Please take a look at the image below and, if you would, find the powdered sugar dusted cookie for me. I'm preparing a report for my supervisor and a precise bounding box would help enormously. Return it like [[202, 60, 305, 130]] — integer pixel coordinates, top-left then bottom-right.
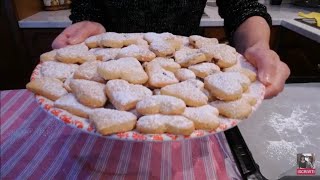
[[189, 35, 219, 48], [100, 32, 126, 48], [174, 48, 207, 67], [182, 105, 220, 130], [54, 93, 93, 118], [136, 95, 186, 115], [90, 48, 120, 61], [160, 79, 208, 107], [200, 44, 237, 68], [210, 97, 253, 119], [204, 72, 251, 101], [69, 79, 107, 108], [41, 61, 78, 81], [40, 49, 57, 62], [98, 57, 148, 84], [63, 76, 73, 92], [149, 40, 176, 57], [136, 114, 195, 135], [224, 67, 257, 82], [56, 44, 96, 64], [117, 44, 156, 62], [26, 77, 68, 101], [123, 33, 144, 46], [73, 61, 105, 83], [89, 108, 137, 135], [85, 34, 103, 48], [188, 62, 220, 78], [105, 79, 152, 111], [174, 68, 196, 81], [146, 57, 180, 88]]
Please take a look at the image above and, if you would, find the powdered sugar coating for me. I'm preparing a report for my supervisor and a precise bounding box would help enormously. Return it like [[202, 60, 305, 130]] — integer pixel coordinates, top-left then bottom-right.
[[188, 62, 220, 78], [56, 44, 96, 64], [182, 105, 220, 130], [174, 48, 207, 67], [117, 44, 156, 62], [41, 61, 79, 81], [91, 48, 120, 61], [98, 57, 148, 84], [204, 72, 251, 101], [40, 49, 57, 62], [160, 79, 208, 107], [89, 108, 137, 135], [210, 97, 252, 119], [189, 35, 219, 48], [73, 61, 105, 83], [174, 68, 196, 81], [54, 93, 93, 118], [105, 79, 152, 111], [70, 79, 107, 108], [146, 57, 181, 88], [137, 114, 194, 135], [100, 32, 126, 48], [85, 34, 104, 48], [200, 44, 237, 68], [136, 95, 186, 115], [26, 77, 68, 101]]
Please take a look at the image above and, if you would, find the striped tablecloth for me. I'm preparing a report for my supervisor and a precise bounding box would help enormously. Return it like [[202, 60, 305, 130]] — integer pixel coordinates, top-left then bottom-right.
[[0, 90, 241, 180]]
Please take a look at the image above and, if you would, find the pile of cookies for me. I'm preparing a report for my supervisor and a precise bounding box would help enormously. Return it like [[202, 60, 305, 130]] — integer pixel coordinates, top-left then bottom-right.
[[27, 32, 259, 136]]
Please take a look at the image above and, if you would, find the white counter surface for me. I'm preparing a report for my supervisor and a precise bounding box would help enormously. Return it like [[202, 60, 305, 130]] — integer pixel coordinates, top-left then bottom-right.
[[18, 4, 320, 42]]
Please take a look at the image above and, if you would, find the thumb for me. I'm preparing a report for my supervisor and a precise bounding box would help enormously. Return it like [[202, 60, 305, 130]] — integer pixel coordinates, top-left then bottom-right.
[[245, 48, 274, 85]]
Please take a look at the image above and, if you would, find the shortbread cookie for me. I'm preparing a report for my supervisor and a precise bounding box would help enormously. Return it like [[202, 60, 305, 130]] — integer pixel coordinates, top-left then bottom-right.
[[41, 61, 79, 81], [144, 32, 175, 43], [105, 79, 153, 111], [117, 44, 156, 62], [69, 79, 107, 108], [98, 57, 148, 84], [73, 61, 105, 83], [202, 88, 215, 102], [188, 63, 220, 78], [89, 108, 137, 135], [54, 93, 93, 118], [210, 97, 253, 119], [160, 79, 208, 107], [136, 95, 186, 115], [123, 33, 144, 46], [90, 48, 120, 61], [182, 105, 220, 130], [26, 77, 68, 101], [100, 32, 125, 48], [223, 65, 257, 82], [85, 34, 103, 48], [136, 114, 195, 135], [63, 76, 73, 92], [56, 44, 96, 64], [145, 57, 180, 88], [200, 44, 237, 68], [174, 68, 196, 81], [242, 93, 258, 106], [149, 40, 176, 57], [204, 72, 251, 101], [174, 48, 207, 67], [189, 35, 218, 48], [153, 89, 161, 95], [40, 49, 57, 62]]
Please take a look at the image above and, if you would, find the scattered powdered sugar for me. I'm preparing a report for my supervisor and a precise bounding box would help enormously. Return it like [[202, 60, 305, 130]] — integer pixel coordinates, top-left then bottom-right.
[[266, 140, 298, 165], [174, 68, 196, 81], [269, 106, 316, 135]]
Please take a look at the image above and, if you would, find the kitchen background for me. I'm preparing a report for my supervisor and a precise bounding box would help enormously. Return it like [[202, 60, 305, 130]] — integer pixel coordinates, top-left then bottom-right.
[[1, 0, 319, 179]]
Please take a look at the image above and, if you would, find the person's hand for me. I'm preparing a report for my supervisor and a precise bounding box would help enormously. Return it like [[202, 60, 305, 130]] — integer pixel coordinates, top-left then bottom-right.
[[52, 21, 106, 49], [244, 45, 290, 99]]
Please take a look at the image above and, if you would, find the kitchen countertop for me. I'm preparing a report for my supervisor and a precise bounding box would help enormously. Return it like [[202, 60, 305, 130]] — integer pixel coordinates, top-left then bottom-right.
[[18, 4, 320, 42], [238, 83, 320, 179]]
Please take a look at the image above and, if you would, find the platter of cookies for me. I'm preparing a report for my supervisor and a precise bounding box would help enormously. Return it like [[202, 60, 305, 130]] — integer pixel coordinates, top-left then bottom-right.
[[27, 32, 265, 141]]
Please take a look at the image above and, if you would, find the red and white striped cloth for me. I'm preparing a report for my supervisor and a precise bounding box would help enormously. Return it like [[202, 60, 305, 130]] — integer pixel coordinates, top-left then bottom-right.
[[0, 90, 241, 180]]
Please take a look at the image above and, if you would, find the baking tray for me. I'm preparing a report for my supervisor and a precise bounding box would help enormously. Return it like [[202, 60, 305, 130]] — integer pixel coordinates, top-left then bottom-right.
[[224, 126, 267, 180]]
